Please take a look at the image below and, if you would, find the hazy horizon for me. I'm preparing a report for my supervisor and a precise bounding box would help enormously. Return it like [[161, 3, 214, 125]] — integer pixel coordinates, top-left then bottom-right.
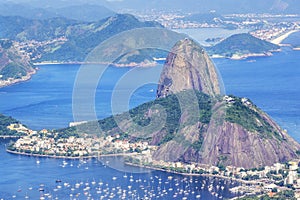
[[0, 0, 300, 14]]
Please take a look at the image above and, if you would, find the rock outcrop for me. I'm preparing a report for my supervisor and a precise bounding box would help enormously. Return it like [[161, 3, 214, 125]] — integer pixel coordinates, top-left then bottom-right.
[[152, 94, 300, 169], [157, 38, 223, 98]]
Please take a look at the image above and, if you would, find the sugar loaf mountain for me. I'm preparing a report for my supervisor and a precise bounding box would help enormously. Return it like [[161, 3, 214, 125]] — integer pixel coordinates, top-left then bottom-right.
[[66, 38, 300, 169]]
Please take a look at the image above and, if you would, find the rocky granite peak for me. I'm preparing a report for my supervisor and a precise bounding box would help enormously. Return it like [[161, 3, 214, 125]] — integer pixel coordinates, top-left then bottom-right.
[[157, 38, 222, 98]]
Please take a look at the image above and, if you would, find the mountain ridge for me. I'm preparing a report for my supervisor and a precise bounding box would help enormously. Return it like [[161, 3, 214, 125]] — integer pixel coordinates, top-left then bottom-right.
[[0, 14, 168, 63]]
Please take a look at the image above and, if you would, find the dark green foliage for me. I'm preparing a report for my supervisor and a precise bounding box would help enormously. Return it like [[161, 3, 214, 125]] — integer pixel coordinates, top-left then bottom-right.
[[225, 96, 280, 139], [29, 14, 162, 62], [0, 63, 27, 80], [0, 16, 78, 41], [0, 114, 21, 136], [98, 116, 119, 132], [238, 190, 296, 200], [55, 126, 79, 139], [128, 90, 212, 145], [0, 38, 33, 81], [207, 33, 280, 56]]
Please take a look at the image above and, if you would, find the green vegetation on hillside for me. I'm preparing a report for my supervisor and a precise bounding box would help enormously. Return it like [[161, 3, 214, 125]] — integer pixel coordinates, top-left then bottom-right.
[[225, 96, 281, 139], [238, 190, 296, 200], [0, 39, 33, 81], [58, 90, 213, 145], [1, 63, 27, 80], [58, 90, 284, 147], [207, 33, 280, 57], [0, 114, 20, 136], [0, 14, 165, 63]]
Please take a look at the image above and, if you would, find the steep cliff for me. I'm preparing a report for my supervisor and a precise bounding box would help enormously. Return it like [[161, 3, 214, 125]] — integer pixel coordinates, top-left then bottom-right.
[[157, 38, 223, 98]]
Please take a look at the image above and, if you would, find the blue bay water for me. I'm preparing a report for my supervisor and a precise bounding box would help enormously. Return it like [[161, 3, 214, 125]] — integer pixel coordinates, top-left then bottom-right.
[[0, 47, 299, 199], [0, 138, 237, 199]]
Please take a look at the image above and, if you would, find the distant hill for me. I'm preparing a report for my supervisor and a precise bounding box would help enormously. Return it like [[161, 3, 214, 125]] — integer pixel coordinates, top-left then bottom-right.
[[39, 14, 165, 63], [0, 39, 35, 87], [0, 2, 115, 22], [206, 33, 280, 59], [0, 3, 55, 20], [0, 14, 177, 63], [0, 16, 78, 41], [55, 4, 115, 22]]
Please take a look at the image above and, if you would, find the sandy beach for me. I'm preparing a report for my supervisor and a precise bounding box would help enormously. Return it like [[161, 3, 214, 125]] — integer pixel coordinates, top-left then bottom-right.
[[271, 30, 300, 45]]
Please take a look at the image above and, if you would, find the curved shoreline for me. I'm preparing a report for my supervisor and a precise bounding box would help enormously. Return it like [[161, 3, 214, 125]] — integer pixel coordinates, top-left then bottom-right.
[[6, 149, 96, 160], [124, 162, 263, 185], [33, 61, 158, 68], [0, 70, 37, 88], [6, 149, 139, 160], [271, 30, 300, 45]]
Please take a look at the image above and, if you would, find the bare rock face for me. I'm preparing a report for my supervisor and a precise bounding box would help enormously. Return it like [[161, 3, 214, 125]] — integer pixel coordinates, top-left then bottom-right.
[[157, 38, 222, 98], [152, 97, 300, 169], [197, 103, 300, 169]]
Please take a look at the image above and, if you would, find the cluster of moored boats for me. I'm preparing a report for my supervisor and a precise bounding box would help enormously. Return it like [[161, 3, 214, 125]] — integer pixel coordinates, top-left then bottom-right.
[[9, 160, 240, 199]]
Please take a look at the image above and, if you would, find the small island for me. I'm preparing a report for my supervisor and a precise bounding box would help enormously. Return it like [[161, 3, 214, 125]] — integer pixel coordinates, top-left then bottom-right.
[[206, 33, 281, 60]]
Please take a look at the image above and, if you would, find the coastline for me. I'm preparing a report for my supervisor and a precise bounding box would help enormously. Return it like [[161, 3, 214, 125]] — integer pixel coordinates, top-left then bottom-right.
[[6, 149, 96, 160], [124, 162, 261, 185], [210, 50, 279, 60], [0, 59, 159, 89], [271, 29, 300, 45], [33, 61, 158, 68], [6, 149, 139, 160], [5, 146, 265, 186], [0, 69, 37, 88]]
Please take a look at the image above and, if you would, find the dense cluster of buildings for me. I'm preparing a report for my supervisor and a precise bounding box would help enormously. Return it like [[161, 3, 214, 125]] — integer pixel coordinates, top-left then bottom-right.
[[129, 155, 300, 198], [8, 128, 153, 158], [13, 37, 67, 61]]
